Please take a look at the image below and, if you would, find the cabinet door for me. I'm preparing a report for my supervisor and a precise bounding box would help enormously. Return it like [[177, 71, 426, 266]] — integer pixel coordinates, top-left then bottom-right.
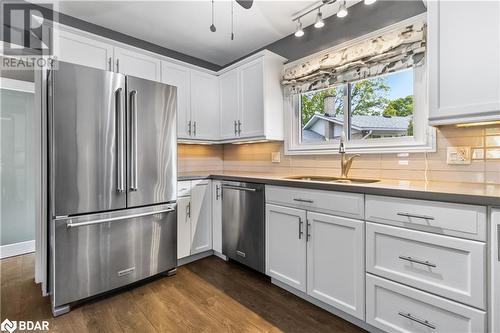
[[306, 212, 365, 320], [219, 69, 240, 140], [266, 204, 307, 292], [55, 29, 113, 71], [211, 180, 222, 254], [190, 180, 212, 254], [161, 61, 191, 139], [177, 196, 191, 259], [114, 46, 161, 81], [190, 70, 220, 140], [428, 1, 500, 125], [239, 59, 264, 138]]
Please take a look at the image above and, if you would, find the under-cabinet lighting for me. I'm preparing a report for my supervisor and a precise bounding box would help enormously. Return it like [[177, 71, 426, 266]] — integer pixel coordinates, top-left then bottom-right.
[[455, 120, 500, 128]]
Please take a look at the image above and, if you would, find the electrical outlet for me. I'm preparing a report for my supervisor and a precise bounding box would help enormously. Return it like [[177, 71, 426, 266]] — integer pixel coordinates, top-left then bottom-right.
[[447, 146, 471, 165], [271, 152, 281, 163]]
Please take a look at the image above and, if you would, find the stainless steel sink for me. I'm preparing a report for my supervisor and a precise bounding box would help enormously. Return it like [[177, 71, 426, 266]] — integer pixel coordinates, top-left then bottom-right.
[[284, 175, 380, 184]]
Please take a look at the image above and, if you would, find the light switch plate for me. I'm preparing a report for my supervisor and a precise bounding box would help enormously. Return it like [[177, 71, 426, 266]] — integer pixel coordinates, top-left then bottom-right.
[[447, 146, 471, 165], [271, 152, 281, 163]]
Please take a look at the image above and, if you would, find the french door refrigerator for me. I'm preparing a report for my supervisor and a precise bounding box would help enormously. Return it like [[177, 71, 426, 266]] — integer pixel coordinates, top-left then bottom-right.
[[47, 61, 177, 316]]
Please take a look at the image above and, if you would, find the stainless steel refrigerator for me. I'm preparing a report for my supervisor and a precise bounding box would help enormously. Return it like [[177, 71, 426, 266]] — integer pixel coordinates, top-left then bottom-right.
[[47, 61, 177, 316]]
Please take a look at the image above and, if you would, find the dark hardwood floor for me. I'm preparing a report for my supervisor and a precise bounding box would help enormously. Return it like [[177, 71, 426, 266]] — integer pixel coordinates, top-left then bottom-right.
[[1, 254, 365, 332]]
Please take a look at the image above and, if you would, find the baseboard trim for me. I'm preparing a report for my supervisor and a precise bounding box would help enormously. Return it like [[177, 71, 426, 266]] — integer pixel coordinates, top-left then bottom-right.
[[0, 240, 35, 259], [271, 278, 383, 333], [213, 251, 228, 261], [177, 250, 213, 266]]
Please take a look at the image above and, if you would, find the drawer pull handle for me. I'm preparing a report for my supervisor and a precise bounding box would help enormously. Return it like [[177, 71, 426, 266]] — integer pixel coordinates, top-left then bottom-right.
[[293, 198, 314, 203], [398, 312, 436, 330], [397, 212, 435, 220], [398, 255, 437, 268]]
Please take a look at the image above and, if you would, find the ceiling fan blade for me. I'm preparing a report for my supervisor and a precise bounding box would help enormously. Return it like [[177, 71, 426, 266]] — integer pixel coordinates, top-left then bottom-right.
[[236, 0, 253, 9]]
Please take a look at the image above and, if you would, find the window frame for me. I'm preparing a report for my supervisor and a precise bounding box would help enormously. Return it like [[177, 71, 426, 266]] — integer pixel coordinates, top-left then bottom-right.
[[283, 14, 436, 155]]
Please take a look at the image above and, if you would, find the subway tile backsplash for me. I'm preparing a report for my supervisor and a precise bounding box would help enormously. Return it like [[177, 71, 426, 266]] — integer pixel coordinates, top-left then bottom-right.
[[178, 125, 500, 184]]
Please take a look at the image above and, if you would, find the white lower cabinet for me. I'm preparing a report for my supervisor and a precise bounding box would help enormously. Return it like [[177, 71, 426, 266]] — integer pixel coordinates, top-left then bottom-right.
[[266, 204, 307, 292], [177, 180, 212, 259], [177, 196, 191, 259], [190, 180, 212, 254], [307, 212, 365, 319], [266, 203, 365, 320], [211, 180, 222, 254], [366, 274, 486, 333]]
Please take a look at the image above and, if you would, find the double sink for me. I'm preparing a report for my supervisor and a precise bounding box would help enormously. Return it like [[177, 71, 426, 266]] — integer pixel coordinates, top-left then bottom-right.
[[284, 175, 380, 184]]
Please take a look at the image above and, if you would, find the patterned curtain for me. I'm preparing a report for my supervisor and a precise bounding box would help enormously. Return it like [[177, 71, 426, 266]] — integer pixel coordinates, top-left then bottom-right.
[[282, 21, 426, 94]]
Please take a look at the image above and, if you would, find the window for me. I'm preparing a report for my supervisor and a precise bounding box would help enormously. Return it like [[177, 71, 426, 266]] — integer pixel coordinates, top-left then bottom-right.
[[286, 65, 435, 154], [300, 70, 414, 143]]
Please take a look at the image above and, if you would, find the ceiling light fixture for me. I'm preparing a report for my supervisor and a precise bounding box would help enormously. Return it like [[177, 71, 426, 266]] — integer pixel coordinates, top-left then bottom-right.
[[314, 9, 325, 28], [337, 1, 348, 18], [210, 0, 216, 32], [364, 0, 377, 5], [295, 18, 304, 37]]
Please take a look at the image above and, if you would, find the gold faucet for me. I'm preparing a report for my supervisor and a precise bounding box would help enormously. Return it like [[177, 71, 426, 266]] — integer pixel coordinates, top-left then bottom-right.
[[339, 135, 360, 179]]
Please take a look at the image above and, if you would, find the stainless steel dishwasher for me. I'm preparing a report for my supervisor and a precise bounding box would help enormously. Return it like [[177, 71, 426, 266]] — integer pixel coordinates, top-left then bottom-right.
[[221, 181, 265, 273]]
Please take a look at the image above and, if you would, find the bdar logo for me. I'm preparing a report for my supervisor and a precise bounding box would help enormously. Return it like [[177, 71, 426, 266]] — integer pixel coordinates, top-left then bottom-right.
[[0, 319, 17, 333]]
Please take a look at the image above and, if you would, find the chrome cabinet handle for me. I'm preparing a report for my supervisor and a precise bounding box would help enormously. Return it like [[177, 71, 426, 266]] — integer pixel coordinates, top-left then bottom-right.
[[188, 120, 192, 136], [186, 202, 191, 218], [115, 88, 125, 192], [130, 90, 138, 192], [193, 121, 197, 136], [398, 312, 436, 330], [116, 58, 120, 72], [398, 255, 437, 268], [234, 120, 238, 135], [298, 218, 304, 239], [397, 212, 435, 220], [66, 208, 174, 228], [237, 120, 241, 135], [497, 224, 499, 261], [108, 57, 112, 71], [221, 185, 257, 192], [306, 219, 311, 241], [215, 185, 221, 200], [293, 198, 314, 203]]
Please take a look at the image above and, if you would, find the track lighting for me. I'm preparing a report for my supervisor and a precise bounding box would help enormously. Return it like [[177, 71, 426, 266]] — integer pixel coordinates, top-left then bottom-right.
[[364, 0, 377, 4], [295, 19, 304, 37], [337, 1, 348, 18], [314, 9, 324, 28]]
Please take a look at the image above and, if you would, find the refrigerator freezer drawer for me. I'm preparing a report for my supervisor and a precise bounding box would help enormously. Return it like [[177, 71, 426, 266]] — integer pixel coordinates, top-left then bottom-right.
[[51, 204, 177, 307]]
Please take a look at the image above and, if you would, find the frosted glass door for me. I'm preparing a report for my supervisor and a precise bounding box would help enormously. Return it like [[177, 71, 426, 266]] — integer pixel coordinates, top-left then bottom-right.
[[0, 87, 35, 248]]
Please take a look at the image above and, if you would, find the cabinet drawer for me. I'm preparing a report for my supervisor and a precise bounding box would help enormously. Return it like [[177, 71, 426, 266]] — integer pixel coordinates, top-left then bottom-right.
[[365, 195, 486, 241], [177, 181, 192, 197], [366, 274, 486, 333], [366, 222, 485, 309], [266, 186, 364, 219]]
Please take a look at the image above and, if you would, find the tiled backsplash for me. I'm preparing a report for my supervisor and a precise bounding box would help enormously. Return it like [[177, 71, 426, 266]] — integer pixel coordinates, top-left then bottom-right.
[[179, 125, 500, 184]]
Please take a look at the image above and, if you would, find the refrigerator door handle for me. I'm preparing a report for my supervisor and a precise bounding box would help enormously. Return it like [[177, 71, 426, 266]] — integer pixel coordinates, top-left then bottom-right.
[[130, 90, 138, 192], [66, 207, 175, 228], [116, 88, 125, 192]]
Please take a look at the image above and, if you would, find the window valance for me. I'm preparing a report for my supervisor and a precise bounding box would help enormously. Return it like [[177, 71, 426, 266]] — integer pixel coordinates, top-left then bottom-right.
[[282, 21, 426, 94]]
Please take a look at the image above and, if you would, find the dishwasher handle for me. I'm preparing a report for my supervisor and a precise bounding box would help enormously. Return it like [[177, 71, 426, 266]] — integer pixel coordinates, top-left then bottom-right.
[[221, 185, 258, 192]]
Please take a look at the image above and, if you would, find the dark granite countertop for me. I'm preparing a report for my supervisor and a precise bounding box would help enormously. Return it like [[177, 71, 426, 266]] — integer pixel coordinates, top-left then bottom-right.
[[178, 172, 500, 206]]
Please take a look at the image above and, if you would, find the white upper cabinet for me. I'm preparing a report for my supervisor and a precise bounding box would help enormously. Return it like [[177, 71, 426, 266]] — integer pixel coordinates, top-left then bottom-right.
[[190, 70, 220, 141], [239, 58, 265, 138], [428, 0, 500, 125], [114, 46, 161, 81], [219, 69, 240, 140], [54, 29, 113, 71], [219, 52, 286, 141], [161, 61, 191, 139]]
